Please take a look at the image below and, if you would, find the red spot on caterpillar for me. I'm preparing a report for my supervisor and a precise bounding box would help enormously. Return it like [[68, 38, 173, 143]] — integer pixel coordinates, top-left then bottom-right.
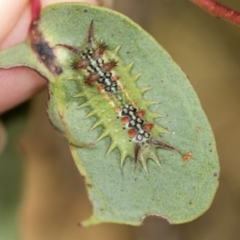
[[143, 123, 154, 132], [121, 116, 129, 124], [128, 129, 137, 138], [137, 110, 145, 118], [97, 85, 104, 91], [112, 75, 120, 81]]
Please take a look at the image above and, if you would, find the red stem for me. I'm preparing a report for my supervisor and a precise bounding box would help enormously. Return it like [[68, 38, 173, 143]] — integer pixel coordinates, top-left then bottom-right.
[[31, 0, 41, 22], [190, 0, 240, 26]]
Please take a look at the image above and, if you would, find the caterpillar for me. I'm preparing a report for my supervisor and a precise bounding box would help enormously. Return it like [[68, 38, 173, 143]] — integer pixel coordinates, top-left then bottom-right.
[[57, 21, 185, 173]]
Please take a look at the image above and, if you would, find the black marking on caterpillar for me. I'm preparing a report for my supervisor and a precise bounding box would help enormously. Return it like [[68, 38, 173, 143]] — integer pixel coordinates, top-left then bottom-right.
[[57, 21, 188, 173]]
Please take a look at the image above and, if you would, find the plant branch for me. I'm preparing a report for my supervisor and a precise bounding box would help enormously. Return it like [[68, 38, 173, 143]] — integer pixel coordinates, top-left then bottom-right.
[[31, 0, 41, 23], [190, 0, 240, 26]]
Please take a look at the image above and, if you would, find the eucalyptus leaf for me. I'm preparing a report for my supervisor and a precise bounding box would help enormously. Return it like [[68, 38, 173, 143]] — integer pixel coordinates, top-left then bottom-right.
[[0, 3, 219, 226]]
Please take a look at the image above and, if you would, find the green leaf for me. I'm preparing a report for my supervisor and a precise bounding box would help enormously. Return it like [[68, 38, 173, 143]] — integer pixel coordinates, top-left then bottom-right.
[[0, 3, 219, 226]]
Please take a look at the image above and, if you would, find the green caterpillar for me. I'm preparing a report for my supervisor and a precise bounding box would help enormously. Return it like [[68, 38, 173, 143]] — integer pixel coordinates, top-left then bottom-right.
[[57, 22, 187, 173]]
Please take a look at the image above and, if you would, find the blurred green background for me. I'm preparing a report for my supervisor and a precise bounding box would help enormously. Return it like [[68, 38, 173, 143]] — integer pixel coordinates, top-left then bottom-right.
[[1, 0, 240, 239]]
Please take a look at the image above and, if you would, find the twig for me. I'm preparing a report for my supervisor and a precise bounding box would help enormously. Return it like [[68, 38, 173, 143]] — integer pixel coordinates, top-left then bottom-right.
[[190, 0, 240, 26], [31, 0, 41, 23]]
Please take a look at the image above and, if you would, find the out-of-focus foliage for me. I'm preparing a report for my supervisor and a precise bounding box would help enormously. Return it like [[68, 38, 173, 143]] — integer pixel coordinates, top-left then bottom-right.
[[0, 104, 28, 240]]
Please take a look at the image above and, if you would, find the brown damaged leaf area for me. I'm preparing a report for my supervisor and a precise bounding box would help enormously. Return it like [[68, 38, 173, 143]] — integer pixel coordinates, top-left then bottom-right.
[[30, 21, 62, 76]]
